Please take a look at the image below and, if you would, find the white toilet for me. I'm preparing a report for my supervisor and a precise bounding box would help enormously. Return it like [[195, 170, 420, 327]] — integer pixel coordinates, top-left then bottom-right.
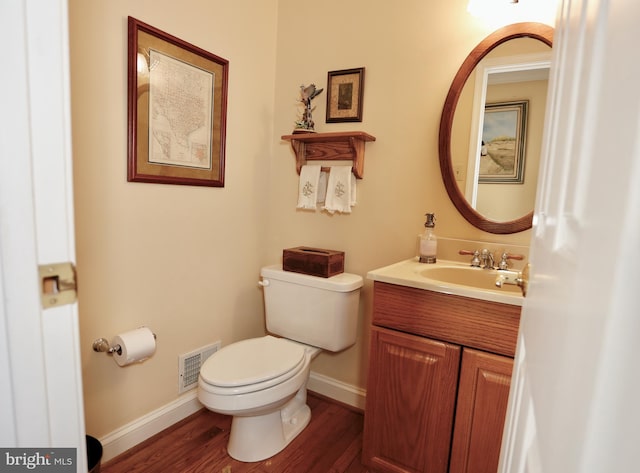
[[197, 264, 363, 462]]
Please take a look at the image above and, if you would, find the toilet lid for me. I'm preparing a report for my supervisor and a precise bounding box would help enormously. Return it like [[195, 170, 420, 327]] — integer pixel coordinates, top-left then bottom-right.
[[199, 336, 305, 389]]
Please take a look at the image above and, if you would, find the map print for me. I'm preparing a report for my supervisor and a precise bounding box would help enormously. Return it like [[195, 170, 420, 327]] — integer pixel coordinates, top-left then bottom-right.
[[148, 49, 214, 169]]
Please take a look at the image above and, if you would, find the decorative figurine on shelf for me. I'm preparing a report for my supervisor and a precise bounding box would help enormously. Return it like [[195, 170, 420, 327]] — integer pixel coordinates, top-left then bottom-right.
[[294, 83, 323, 133]]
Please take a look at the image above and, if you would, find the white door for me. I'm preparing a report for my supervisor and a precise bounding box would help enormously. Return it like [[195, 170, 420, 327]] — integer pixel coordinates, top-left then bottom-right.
[[0, 1, 87, 472], [499, 0, 640, 471]]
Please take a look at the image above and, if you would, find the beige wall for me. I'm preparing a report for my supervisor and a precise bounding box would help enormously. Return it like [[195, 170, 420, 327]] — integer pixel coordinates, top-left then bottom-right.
[[269, 0, 533, 386], [69, 0, 278, 438], [452, 37, 551, 221], [479, 78, 548, 220], [69, 0, 541, 440]]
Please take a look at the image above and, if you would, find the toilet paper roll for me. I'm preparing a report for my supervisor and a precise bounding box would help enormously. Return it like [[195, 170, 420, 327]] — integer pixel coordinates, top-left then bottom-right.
[[112, 327, 156, 367]]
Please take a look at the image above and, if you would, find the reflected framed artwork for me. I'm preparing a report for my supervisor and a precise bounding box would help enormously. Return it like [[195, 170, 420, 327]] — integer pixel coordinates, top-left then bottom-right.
[[479, 100, 528, 184], [127, 17, 228, 187], [326, 67, 365, 123]]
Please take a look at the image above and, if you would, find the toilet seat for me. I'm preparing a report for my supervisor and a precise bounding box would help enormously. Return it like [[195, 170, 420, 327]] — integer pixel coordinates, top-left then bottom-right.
[[199, 336, 306, 395]]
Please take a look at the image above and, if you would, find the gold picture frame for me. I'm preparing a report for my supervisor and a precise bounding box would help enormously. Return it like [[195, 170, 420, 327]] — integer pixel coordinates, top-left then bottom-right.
[[479, 100, 528, 184], [326, 67, 365, 123], [127, 17, 228, 187]]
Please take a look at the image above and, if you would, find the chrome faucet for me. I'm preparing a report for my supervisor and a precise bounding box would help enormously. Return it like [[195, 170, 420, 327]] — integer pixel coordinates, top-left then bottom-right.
[[460, 248, 525, 270], [480, 249, 495, 269], [459, 249, 481, 267], [459, 249, 494, 268], [497, 252, 525, 270]]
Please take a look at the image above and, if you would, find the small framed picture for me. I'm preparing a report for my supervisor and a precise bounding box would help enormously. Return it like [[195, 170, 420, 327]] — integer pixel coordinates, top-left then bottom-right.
[[479, 100, 528, 183], [326, 67, 365, 123]]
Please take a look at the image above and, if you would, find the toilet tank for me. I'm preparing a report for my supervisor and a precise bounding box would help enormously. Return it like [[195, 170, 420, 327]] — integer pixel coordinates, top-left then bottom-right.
[[260, 264, 363, 352]]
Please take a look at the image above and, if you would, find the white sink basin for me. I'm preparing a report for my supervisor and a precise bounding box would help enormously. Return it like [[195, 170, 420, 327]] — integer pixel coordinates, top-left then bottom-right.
[[418, 265, 522, 294], [367, 258, 523, 306]]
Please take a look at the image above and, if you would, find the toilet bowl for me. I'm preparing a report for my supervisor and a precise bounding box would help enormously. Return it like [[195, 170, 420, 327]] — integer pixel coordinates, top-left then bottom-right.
[[198, 336, 320, 462], [197, 264, 362, 462]]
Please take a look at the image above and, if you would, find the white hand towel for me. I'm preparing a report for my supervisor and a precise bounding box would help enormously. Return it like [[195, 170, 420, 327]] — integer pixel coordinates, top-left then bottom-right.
[[317, 171, 328, 204], [297, 165, 322, 210], [323, 166, 355, 214], [350, 172, 357, 207]]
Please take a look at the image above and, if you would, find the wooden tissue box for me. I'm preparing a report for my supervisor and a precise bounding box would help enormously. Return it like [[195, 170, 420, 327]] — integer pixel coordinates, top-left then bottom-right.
[[283, 247, 345, 278]]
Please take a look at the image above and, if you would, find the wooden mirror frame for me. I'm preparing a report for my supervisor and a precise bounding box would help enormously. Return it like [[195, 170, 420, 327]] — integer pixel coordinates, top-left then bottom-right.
[[438, 22, 553, 234]]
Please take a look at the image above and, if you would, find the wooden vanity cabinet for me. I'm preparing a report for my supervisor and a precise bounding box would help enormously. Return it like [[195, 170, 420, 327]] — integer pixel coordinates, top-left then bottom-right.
[[449, 348, 513, 473], [363, 326, 461, 473], [362, 282, 521, 473]]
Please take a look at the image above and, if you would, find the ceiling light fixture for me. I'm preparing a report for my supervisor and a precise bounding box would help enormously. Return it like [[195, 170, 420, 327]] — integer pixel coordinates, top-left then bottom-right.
[[467, 0, 558, 28]]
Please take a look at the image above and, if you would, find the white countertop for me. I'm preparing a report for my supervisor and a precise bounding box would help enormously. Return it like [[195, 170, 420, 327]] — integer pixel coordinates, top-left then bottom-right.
[[367, 258, 523, 306]]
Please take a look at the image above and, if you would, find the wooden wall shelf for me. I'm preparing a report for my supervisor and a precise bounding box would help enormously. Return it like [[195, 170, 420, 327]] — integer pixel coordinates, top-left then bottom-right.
[[281, 131, 376, 179]]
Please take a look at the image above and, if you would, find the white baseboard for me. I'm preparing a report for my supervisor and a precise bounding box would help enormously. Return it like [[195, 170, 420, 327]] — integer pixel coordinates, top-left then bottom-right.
[[99, 391, 203, 463], [307, 371, 367, 411], [99, 372, 366, 462]]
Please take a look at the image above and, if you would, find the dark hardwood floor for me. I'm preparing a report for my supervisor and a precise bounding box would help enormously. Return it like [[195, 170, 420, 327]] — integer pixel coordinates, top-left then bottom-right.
[[101, 392, 369, 472]]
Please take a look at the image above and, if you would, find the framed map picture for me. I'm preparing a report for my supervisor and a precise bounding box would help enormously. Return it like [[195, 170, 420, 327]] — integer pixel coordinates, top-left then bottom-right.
[[127, 17, 228, 187]]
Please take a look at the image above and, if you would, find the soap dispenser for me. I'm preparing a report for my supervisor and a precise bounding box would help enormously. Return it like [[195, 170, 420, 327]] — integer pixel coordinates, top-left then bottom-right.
[[419, 213, 437, 264]]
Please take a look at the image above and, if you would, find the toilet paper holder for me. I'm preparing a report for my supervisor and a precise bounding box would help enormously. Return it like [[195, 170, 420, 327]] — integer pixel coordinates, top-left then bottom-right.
[[92, 333, 157, 356], [92, 338, 122, 355]]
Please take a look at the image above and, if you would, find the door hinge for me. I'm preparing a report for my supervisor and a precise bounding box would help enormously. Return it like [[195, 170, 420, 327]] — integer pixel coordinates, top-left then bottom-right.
[[38, 262, 77, 308]]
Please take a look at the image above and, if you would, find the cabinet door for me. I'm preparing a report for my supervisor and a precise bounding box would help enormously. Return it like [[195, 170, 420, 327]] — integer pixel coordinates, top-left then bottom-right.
[[363, 326, 461, 473], [449, 348, 513, 473]]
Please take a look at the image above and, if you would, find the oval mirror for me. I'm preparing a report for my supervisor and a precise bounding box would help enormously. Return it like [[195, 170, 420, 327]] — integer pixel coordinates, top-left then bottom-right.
[[439, 22, 553, 234]]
